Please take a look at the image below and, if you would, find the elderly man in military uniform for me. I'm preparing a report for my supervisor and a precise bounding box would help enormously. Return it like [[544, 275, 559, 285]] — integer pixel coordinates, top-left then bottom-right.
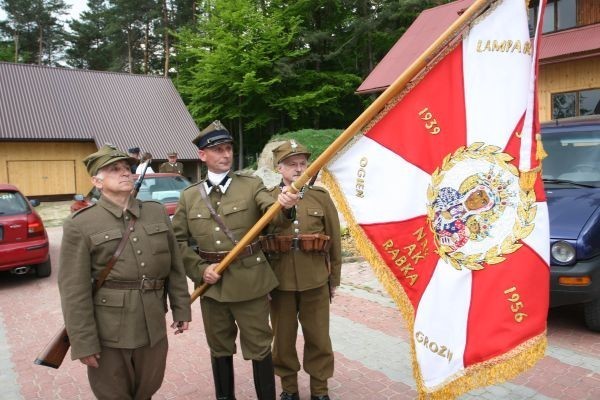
[[58, 144, 192, 400], [159, 151, 184, 175], [261, 140, 341, 400], [172, 121, 299, 400]]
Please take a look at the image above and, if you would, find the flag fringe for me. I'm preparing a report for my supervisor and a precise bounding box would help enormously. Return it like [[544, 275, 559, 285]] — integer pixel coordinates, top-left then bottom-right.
[[418, 332, 547, 399], [322, 168, 547, 399], [322, 170, 416, 325]]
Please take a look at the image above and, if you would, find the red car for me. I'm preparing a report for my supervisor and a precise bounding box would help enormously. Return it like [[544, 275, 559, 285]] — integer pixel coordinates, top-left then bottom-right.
[[71, 173, 191, 216], [0, 184, 51, 277]]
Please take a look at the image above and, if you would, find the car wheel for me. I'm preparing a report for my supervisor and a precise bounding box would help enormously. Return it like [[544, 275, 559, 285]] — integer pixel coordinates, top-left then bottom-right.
[[583, 299, 600, 332], [35, 258, 52, 278]]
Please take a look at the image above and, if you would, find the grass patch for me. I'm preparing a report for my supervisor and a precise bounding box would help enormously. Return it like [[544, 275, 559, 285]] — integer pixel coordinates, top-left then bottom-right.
[[270, 129, 342, 161]]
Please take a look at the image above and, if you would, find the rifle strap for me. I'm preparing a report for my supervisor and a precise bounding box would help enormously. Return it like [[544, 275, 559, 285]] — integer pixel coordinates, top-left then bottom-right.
[[198, 182, 238, 245], [94, 215, 137, 293]]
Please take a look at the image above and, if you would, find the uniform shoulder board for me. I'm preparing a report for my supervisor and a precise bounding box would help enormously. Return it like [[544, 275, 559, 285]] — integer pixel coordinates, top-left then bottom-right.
[[142, 199, 163, 206], [71, 203, 96, 218], [234, 170, 258, 179], [307, 185, 328, 193], [183, 181, 202, 192]]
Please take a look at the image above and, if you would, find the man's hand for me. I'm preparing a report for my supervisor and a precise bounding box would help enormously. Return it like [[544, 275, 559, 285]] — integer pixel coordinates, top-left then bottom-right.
[[80, 353, 100, 368], [203, 263, 221, 284], [278, 186, 300, 209], [171, 321, 189, 335]]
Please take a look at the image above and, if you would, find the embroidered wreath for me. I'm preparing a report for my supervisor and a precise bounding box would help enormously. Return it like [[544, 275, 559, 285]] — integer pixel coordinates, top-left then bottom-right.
[[426, 142, 537, 271]]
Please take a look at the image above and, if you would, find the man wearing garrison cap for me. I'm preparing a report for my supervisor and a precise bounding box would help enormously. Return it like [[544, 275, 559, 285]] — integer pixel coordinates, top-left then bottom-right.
[[262, 140, 341, 400], [159, 151, 184, 175], [172, 121, 300, 400], [58, 144, 191, 399]]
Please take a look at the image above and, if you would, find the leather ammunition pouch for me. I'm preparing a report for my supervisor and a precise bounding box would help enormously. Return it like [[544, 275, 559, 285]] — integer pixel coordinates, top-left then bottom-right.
[[101, 278, 165, 291], [195, 241, 261, 263], [259, 233, 330, 254]]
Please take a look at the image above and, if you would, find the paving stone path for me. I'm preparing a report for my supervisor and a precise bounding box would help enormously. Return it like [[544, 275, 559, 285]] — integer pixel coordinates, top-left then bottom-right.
[[0, 227, 599, 399]]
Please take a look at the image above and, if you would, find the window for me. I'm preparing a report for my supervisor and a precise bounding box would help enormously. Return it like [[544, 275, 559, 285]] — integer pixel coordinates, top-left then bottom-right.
[[528, 0, 576, 35], [552, 89, 600, 119]]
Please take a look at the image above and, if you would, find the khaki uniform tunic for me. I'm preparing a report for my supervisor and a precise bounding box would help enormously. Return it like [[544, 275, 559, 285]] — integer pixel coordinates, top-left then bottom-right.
[[159, 161, 184, 174], [58, 196, 191, 399], [172, 172, 289, 359], [266, 185, 341, 395]]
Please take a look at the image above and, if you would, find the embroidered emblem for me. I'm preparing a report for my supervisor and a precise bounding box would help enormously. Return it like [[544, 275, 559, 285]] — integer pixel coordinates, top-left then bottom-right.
[[426, 143, 536, 271], [214, 120, 226, 130]]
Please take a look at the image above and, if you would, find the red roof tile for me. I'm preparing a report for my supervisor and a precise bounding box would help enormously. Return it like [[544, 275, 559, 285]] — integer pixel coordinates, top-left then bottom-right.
[[357, 0, 600, 93], [540, 23, 600, 63], [356, 0, 476, 94]]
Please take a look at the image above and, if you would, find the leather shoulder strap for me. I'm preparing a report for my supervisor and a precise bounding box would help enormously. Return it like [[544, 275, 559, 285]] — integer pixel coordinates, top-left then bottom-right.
[[94, 216, 137, 292], [198, 183, 237, 244]]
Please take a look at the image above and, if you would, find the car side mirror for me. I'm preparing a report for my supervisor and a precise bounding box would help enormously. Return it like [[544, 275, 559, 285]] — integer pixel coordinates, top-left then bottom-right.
[[74, 194, 84, 201], [29, 199, 40, 207]]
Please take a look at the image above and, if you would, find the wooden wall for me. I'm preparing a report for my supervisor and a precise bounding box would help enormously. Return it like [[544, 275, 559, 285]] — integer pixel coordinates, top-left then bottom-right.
[[578, 0, 600, 26], [0, 141, 98, 197], [538, 55, 600, 121]]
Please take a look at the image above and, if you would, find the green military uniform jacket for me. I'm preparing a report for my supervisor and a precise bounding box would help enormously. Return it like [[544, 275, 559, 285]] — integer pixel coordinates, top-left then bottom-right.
[[172, 172, 290, 302], [159, 162, 184, 174], [267, 185, 342, 291], [58, 196, 192, 360]]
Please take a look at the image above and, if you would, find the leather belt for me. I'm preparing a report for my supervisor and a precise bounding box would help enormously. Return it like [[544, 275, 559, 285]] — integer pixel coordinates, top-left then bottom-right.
[[260, 233, 331, 253], [196, 241, 261, 263], [101, 278, 165, 291]]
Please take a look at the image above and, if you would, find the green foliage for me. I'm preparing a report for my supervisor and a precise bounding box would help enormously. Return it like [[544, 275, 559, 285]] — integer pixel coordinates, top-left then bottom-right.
[[0, 0, 69, 65], [270, 129, 342, 162]]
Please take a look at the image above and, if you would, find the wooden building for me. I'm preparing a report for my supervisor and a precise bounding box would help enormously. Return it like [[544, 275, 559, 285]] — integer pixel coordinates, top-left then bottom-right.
[[0, 62, 201, 197], [357, 0, 600, 122]]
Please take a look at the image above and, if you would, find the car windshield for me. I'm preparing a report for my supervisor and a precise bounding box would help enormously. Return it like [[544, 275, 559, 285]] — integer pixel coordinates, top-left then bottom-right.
[[136, 176, 190, 203], [0, 191, 30, 216], [542, 128, 600, 187]]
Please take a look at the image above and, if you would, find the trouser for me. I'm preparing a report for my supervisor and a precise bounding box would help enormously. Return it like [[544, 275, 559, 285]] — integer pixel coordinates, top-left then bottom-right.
[[87, 337, 168, 400], [271, 285, 333, 396], [200, 295, 273, 359]]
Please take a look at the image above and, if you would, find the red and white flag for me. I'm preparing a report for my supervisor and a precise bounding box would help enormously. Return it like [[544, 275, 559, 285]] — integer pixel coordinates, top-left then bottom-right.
[[323, 0, 549, 397]]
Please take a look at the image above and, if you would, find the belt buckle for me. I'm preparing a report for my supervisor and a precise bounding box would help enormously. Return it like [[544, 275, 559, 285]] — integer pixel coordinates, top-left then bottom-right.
[[291, 237, 300, 251], [140, 277, 149, 293]]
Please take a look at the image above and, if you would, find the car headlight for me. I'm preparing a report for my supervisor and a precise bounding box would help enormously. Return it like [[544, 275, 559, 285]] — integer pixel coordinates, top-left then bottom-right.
[[551, 241, 576, 264]]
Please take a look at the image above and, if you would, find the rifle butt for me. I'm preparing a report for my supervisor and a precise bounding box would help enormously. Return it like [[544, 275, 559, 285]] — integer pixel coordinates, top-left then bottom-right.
[[34, 326, 70, 369]]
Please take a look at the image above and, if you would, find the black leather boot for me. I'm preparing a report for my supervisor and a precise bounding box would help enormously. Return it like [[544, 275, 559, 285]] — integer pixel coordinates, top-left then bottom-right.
[[211, 356, 236, 400], [252, 353, 276, 400]]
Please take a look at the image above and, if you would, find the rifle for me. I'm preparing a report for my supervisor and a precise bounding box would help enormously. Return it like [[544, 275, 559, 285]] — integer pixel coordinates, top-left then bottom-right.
[[34, 160, 151, 369]]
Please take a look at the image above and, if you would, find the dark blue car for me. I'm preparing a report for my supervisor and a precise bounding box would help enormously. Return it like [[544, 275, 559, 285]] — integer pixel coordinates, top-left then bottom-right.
[[542, 117, 600, 331]]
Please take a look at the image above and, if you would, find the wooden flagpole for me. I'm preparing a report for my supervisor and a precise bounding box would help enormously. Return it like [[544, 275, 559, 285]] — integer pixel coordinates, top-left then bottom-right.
[[190, 0, 494, 303]]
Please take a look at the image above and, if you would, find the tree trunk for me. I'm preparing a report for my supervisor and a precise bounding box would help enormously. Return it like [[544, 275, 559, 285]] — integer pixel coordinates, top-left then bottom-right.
[[163, 0, 170, 77], [127, 28, 133, 73], [13, 32, 19, 63], [237, 96, 244, 169], [37, 25, 43, 65], [144, 23, 150, 74], [192, 0, 196, 24]]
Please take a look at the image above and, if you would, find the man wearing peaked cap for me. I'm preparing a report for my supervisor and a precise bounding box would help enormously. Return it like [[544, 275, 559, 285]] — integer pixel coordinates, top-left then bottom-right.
[[58, 144, 192, 399], [172, 120, 300, 400], [127, 146, 141, 173], [192, 120, 234, 149], [262, 139, 341, 400], [159, 151, 184, 175]]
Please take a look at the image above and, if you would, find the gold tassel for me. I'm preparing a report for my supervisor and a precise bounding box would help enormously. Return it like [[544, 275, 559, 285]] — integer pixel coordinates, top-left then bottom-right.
[[519, 168, 539, 191], [535, 133, 548, 161]]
